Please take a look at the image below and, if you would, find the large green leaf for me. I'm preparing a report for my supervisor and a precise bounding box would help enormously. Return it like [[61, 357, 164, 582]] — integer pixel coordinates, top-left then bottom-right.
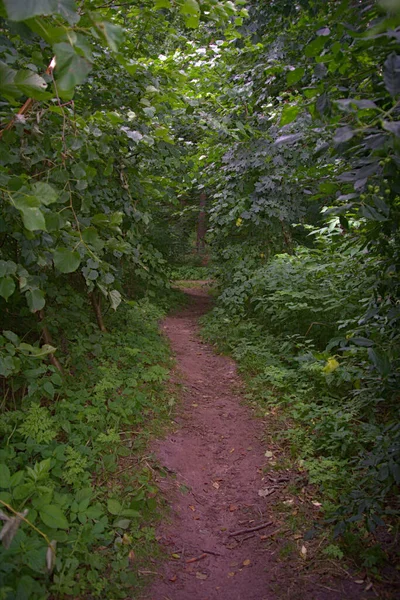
[[107, 499, 122, 515], [0, 276, 16, 301], [53, 43, 92, 98], [304, 36, 326, 58], [287, 67, 305, 86], [0, 260, 17, 277], [53, 248, 81, 273], [39, 504, 69, 529], [109, 289, 122, 311], [384, 53, 400, 97], [3, 0, 78, 25], [21, 208, 47, 232], [26, 289, 45, 312], [0, 62, 49, 100], [12, 196, 47, 231], [280, 105, 300, 126], [32, 183, 59, 206], [92, 20, 124, 53], [368, 348, 391, 377], [180, 0, 200, 16], [154, 0, 171, 8], [0, 464, 11, 488]]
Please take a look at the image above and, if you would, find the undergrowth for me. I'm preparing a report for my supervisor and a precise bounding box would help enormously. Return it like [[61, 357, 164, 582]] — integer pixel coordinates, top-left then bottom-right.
[[169, 265, 210, 281], [200, 231, 400, 576], [0, 294, 180, 599]]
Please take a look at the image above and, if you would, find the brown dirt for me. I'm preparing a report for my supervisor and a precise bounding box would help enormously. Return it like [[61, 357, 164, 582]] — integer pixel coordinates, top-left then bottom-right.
[[144, 287, 383, 600]]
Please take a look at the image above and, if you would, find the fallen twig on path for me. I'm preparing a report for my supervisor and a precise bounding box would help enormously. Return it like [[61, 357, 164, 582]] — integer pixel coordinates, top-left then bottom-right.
[[240, 534, 255, 544], [201, 548, 222, 556], [191, 491, 205, 506], [314, 582, 340, 593], [228, 520, 273, 537], [185, 553, 207, 563], [260, 527, 284, 540]]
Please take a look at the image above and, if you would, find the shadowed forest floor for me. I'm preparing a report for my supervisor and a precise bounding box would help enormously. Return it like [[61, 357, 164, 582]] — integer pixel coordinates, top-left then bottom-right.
[[144, 286, 382, 600]]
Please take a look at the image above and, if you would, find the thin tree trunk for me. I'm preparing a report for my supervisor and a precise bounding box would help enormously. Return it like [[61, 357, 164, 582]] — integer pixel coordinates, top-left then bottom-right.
[[90, 291, 107, 333], [280, 219, 292, 252], [38, 310, 64, 374], [197, 192, 207, 253]]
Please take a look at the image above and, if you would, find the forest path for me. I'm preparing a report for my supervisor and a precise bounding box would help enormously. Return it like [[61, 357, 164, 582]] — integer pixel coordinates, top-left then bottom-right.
[[144, 285, 374, 600]]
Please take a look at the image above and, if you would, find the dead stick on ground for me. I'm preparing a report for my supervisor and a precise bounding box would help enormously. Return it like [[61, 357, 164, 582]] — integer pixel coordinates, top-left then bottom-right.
[[201, 549, 221, 556], [185, 553, 207, 564], [240, 533, 255, 545], [260, 527, 283, 540], [228, 520, 273, 537]]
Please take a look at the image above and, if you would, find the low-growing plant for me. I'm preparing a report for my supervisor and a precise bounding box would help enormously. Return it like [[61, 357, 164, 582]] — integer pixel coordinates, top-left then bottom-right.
[[0, 296, 176, 599]]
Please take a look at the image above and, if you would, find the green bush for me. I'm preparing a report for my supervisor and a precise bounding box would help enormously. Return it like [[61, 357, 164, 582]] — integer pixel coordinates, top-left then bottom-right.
[[201, 223, 400, 549]]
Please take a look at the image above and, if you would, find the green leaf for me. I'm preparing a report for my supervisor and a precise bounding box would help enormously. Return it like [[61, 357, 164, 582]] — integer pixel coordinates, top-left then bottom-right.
[[280, 105, 300, 126], [351, 337, 374, 347], [14, 70, 49, 99], [0, 62, 49, 100], [121, 508, 140, 518], [23, 208, 46, 231], [3, 0, 78, 25], [53, 43, 92, 99], [53, 248, 81, 273], [0, 260, 17, 277], [383, 53, 400, 97], [109, 289, 122, 311], [13, 483, 35, 500], [26, 289, 45, 312], [304, 36, 326, 58], [275, 133, 303, 145], [107, 498, 122, 515], [82, 227, 100, 244], [39, 504, 69, 529], [12, 196, 47, 231], [368, 348, 391, 377], [92, 20, 124, 53], [114, 518, 131, 529], [382, 120, 400, 137], [333, 126, 354, 144], [154, 0, 171, 8], [287, 67, 305, 86], [185, 15, 200, 28], [0, 276, 16, 301], [32, 183, 59, 205], [180, 0, 200, 16], [3, 330, 19, 344], [43, 381, 55, 399], [0, 464, 11, 488]]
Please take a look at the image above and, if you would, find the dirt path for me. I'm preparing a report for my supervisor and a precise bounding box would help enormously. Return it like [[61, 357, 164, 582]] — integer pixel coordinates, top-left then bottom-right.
[[145, 287, 377, 600]]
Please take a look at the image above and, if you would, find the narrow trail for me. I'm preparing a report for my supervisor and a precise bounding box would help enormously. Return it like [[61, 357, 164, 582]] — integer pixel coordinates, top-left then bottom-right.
[[145, 286, 376, 600]]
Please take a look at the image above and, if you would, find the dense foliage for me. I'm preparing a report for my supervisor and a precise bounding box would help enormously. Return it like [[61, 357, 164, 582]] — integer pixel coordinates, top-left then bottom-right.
[[200, 0, 400, 569], [0, 0, 239, 596], [1, 0, 399, 595]]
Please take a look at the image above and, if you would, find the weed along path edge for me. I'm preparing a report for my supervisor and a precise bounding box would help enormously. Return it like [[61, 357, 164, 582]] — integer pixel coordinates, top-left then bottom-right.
[[144, 285, 376, 600]]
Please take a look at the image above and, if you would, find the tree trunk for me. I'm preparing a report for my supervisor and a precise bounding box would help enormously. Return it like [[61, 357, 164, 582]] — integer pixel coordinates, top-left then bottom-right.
[[37, 310, 64, 374], [90, 291, 107, 333], [196, 192, 207, 253]]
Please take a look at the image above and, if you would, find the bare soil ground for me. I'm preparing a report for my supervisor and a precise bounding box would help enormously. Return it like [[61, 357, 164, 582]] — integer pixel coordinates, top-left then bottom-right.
[[144, 286, 385, 600]]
